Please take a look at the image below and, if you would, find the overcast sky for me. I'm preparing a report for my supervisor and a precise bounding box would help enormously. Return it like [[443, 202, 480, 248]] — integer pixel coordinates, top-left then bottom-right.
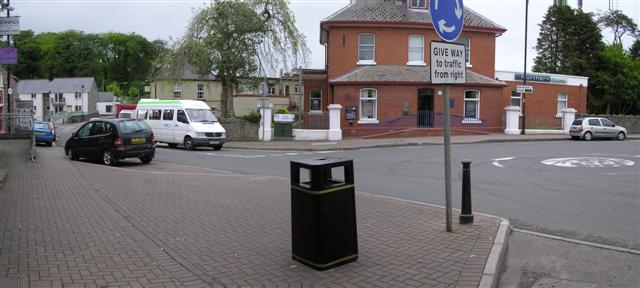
[[12, 0, 640, 74]]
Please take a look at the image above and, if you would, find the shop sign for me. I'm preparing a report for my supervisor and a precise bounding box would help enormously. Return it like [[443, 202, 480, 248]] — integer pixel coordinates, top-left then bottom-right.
[[0, 17, 20, 35], [0, 47, 17, 64]]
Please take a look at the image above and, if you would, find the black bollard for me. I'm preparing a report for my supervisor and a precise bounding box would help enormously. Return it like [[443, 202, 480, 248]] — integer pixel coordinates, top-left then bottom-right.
[[460, 160, 474, 224]]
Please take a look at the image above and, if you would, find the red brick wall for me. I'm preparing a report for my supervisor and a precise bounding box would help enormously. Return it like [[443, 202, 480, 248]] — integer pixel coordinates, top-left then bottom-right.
[[303, 79, 329, 112], [326, 26, 497, 80], [502, 81, 588, 115], [333, 84, 504, 135]]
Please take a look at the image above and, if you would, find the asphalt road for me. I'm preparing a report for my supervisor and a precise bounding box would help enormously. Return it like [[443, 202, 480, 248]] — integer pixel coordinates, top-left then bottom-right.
[[53, 125, 640, 250]]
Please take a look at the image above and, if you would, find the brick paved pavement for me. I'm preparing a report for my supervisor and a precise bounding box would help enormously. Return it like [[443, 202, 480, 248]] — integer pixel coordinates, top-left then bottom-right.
[[1, 140, 504, 287]]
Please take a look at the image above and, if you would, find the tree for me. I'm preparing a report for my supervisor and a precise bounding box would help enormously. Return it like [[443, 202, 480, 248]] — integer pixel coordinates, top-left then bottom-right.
[[589, 45, 640, 114], [175, 0, 309, 118], [533, 5, 604, 75], [105, 82, 124, 99], [597, 10, 639, 46], [13, 30, 43, 79], [630, 39, 640, 59]]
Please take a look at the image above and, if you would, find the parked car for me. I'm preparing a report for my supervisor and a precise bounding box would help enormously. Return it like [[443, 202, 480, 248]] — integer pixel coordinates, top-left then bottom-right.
[[64, 118, 156, 166], [569, 117, 627, 141], [33, 121, 55, 146]]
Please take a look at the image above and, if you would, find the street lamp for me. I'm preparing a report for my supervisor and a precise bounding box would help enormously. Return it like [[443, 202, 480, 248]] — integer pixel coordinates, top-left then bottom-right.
[[521, 0, 529, 135]]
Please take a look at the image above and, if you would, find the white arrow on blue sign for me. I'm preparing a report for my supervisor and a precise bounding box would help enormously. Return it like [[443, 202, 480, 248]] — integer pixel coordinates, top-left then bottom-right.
[[429, 0, 464, 42]]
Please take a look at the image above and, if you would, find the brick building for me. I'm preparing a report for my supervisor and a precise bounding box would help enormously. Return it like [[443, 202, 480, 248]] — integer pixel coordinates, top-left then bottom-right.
[[304, 0, 587, 137]]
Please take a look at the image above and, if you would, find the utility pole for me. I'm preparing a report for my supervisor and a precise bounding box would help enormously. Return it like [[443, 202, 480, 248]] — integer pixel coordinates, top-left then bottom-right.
[[5, 0, 11, 114], [521, 0, 529, 135]]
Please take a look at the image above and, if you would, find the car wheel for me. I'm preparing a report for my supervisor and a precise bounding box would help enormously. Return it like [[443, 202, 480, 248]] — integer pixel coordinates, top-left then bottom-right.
[[168, 143, 178, 148], [102, 150, 118, 166], [617, 132, 626, 141], [583, 131, 593, 141], [139, 156, 153, 164], [212, 144, 223, 151], [184, 137, 195, 151], [66, 148, 78, 161]]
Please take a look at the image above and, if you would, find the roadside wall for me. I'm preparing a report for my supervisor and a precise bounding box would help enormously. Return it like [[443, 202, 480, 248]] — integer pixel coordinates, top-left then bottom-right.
[[220, 118, 259, 141], [588, 115, 640, 133]]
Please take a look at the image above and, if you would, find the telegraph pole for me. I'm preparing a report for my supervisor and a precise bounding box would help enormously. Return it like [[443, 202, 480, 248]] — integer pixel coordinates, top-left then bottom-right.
[[5, 0, 11, 113]]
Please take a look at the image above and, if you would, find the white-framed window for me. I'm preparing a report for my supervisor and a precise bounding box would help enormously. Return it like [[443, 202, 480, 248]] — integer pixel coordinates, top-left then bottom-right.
[[269, 86, 276, 95], [463, 90, 480, 122], [510, 91, 522, 108], [74, 105, 82, 112], [197, 83, 205, 99], [31, 93, 36, 99], [455, 36, 471, 66], [310, 89, 322, 111], [557, 93, 568, 116], [358, 33, 376, 65], [359, 88, 378, 123], [409, 0, 427, 9], [75, 92, 81, 99], [285, 85, 290, 96], [106, 105, 113, 113], [173, 82, 182, 98], [55, 93, 64, 102], [33, 106, 37, 111], [407, 34, 425, 65], [294, 85, 300, 94]]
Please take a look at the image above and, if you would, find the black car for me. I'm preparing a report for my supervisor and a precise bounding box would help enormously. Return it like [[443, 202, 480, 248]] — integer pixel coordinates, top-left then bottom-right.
[[65, 118, 156, 166]]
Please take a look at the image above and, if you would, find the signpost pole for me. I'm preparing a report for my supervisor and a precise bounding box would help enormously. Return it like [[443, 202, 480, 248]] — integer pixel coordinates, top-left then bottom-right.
[[6, 0, 11, 114], [442, 85, 452, 232], [521, 0, 529, 135]]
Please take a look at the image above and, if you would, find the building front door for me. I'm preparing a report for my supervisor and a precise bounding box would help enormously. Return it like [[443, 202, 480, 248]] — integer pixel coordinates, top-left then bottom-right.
[[417, 89, 434, 127]]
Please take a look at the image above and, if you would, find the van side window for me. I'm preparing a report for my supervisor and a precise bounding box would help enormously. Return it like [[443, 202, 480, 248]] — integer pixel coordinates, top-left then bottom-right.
[[137, 109, 148, 120], [177, 110, 189, 124], [162, 109, 175, 121], [149, 109, 161, 120]]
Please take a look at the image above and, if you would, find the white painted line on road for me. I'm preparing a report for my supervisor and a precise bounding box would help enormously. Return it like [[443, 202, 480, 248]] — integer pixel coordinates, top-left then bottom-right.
[[511, 228, 640, 255], [541, 157, 634, 168], [491, 157, 515, 168]]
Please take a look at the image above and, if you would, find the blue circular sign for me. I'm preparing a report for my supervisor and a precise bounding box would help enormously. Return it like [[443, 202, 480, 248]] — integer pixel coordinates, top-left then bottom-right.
[[429, 0, 465, 42]]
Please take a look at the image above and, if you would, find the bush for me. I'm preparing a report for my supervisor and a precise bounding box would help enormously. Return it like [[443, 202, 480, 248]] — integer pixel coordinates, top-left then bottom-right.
[[275, 107, 289, 114], [238, 110, 262, 123]]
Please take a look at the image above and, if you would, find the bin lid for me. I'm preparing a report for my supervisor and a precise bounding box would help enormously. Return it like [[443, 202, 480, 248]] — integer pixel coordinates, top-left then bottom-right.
[[291, 157, 352, 168]]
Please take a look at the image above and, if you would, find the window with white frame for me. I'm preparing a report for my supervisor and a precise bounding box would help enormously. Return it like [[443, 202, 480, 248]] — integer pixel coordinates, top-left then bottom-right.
[[75, 92, 81, 99], [408, 34, 424, 65], [464, 90, 480, 120], [510, 91, 522, 108], [294, 85, 300, 94], [55, 93, 64, 102], [31, 93, 36, 99], [74, 105, 82, 112], [359, 88, 377, 122], [269, 85, 276, 95], [557, 93, 568, 116], [310, 89, 322, 111], [173, 82, 182, 98], [455, 36, 471, 66], [358, 33, 375, 64], [409, 0, 427, 9], [197, 84, 205, 99]]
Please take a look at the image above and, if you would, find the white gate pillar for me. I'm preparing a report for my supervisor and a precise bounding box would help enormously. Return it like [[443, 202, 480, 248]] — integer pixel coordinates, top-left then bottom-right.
[[562, 108, 577, 134], [504, 106, 521, 135], [328, 104, 343, 141], [258, 100, 273, 141]]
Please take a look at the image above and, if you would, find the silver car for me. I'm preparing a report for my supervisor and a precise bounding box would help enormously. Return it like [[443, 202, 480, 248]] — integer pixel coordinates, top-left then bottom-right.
[[569, 117, 627, 141]]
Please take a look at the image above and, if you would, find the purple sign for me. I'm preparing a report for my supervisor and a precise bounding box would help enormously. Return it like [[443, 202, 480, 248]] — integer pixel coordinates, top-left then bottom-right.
[[0, 47, 17, 64]]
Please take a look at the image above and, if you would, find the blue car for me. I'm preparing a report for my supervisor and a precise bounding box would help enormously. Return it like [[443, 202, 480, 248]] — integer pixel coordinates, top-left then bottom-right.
[[33, 121, 54, 146]]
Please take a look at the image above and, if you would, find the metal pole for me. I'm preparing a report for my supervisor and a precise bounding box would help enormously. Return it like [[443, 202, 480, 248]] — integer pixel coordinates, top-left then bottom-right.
[[460, 160, 474, 224], [521, 0, 529, 135], [6, 0, 11, 114], [442, 85, 452, 232]]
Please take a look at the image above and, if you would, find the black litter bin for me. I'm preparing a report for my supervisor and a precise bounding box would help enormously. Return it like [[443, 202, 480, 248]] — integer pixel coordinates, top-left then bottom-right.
[[290, 157, 358, 270]]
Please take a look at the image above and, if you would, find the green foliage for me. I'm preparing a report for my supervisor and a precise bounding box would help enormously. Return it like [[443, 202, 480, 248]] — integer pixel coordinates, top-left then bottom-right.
[[589, 45, 640, 115], [533, 6, 604, 75], [597, 10, 639, 46], [238, 110, 262, 123], [630, 39, 640, 59], [127, 86, 139, 98], [105, 82, 124, 97], [12, 30, 162, 94], [275, 107, 289, 114]]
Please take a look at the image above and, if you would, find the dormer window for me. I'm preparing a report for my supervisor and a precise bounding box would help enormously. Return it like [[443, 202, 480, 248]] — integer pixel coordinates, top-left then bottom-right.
[[409, 0, 427, 9]]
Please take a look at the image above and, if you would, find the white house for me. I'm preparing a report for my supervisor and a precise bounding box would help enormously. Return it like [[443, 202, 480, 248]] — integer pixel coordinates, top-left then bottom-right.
[[16, 77, 98, 121], [97, 92, 116, 117]]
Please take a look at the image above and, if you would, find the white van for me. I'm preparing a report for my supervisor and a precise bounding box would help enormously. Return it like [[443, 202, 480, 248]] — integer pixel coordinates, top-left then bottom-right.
[[135, 99, 226, 150]]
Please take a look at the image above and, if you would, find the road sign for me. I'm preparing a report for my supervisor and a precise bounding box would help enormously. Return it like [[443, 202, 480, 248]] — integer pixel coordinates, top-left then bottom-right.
[[429, 0, 464, 42], [430, 41, 466, 84], [516, 85, 534, 93], [0, 16, 20, 35], [0, 47, 16, 64]]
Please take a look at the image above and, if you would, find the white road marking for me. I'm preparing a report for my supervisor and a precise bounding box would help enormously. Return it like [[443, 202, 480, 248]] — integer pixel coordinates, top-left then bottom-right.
[[541, 157, 634, 168], [177, 150, 339, 159], [310, 142, 337, 146], [492, 157, 515, 168], [512, 228, 640, 255]]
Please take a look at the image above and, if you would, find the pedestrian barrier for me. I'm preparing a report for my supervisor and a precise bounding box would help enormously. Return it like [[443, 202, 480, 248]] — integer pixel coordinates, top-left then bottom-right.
[[0, 113, 36, 160]]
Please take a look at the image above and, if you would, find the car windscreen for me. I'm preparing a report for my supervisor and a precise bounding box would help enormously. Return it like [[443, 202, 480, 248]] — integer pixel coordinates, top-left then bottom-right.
[[34, 123, 49, 130], [186, 109, 218, 123], [571, 119, 583, 125], [117, 120, 152, 134]]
